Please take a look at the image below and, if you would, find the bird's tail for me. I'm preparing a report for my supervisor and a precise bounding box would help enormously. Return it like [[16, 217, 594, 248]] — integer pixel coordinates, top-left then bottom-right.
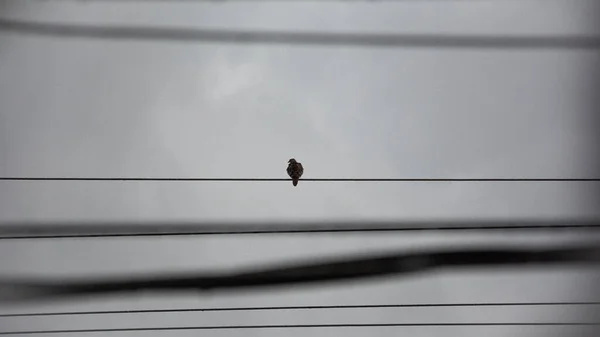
[[292, 179, 298, 186]]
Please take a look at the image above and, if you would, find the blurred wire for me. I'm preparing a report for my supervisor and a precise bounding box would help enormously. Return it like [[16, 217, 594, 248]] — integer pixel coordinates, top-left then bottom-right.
[[2, 301, 600, 318], [7, 0, 551, 3], [1, 18, 599, 49], [1, 244, 598, 302], [1, 219, 600, 240]]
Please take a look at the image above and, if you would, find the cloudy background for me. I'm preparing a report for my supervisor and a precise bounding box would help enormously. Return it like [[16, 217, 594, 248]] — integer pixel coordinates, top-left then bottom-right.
[[1, 0, 600, 336]]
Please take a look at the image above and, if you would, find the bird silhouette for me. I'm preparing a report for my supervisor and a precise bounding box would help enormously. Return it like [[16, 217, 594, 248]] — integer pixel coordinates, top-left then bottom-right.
[[286, 158, 304, 186]]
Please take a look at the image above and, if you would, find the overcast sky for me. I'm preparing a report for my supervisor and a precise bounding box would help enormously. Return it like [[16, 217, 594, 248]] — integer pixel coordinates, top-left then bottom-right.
[[1, 0, 600, 336]]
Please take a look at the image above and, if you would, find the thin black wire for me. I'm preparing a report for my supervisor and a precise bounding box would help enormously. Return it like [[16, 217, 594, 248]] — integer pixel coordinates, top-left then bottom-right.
[[1, 244, 598, 302], [1, 177, 598, 182], [1, 18, 598, 50], [43, 0, 501, 2], [23, 0, 501, 2], [2, 219, 600, 240], [1, 322, 599, 336], [2, 301, 599, 318]]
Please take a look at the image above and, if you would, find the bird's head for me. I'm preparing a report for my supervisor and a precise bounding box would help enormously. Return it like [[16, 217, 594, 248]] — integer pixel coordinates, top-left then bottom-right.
[[288, 158, 297, 164]]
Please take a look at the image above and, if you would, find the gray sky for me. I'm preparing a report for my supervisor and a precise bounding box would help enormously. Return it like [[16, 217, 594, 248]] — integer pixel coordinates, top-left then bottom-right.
[[1, 0, 600, 336]]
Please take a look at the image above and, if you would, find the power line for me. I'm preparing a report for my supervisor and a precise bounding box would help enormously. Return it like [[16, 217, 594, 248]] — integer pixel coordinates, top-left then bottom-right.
[[2, 322, 599, 335], [20, 0, 501, 2], [1, 177, 598, 182], [2, 219, 600, 240], [40, 0, 503, 2], [2, 301, 599, 318], [1, 244, 598, 302], [1, 18, 598, 50]]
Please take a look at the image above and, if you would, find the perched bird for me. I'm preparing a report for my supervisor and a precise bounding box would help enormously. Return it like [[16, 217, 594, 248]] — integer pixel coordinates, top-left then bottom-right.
[[286, 158, 304, 186]]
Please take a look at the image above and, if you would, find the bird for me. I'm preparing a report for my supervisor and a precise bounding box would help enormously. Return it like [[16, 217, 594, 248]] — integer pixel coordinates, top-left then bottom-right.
[[286, 158, 304, 186]]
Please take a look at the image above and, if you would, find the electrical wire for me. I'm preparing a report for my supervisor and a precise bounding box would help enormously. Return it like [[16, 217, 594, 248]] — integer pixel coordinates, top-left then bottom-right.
[[30, 0, 504, 2], [1, 244, 598, 302], [1, 177, 598, 181], [2, 301, 599, 318], [1, 18, 599, 50], [2, 322, 599, 336], [1, 219, 599, 240]]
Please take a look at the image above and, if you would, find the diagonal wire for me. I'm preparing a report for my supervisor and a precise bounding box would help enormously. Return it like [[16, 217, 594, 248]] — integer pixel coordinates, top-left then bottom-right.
[[2, 322, 600, 336], [2, 219, 600, 240], [2, 301, 600, 318], [1, 244, 598, 302], [1, 18, 599, 50]]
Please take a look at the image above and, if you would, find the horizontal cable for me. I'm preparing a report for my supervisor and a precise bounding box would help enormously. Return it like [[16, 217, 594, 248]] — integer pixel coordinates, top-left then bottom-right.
[[34, 0, 500, 2], [1, 18, 599, 50], [2, 322, 599, 335], [1, 244, 598, 302], [2, 301, 600, 318], [2, 219, 600, 240], [1, 177, 598, 182]]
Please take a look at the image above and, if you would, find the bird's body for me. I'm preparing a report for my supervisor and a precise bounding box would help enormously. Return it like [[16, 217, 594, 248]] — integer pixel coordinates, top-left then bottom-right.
[[287, 158, 304, 186]]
